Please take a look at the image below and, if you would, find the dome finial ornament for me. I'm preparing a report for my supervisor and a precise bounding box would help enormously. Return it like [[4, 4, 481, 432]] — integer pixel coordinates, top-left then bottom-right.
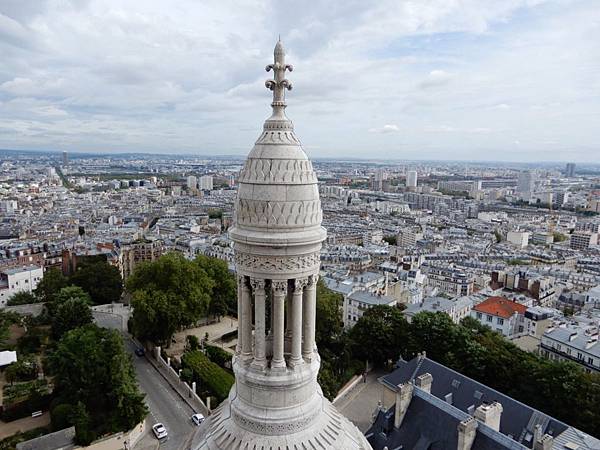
[[265, 39, 293, 118]]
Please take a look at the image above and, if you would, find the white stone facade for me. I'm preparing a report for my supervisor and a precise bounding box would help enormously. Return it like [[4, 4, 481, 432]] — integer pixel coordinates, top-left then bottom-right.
[[194, 40, 371, 450]]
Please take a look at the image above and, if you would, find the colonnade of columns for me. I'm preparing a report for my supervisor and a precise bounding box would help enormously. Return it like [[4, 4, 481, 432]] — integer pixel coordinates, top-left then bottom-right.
[[235, 274, 318, 370]]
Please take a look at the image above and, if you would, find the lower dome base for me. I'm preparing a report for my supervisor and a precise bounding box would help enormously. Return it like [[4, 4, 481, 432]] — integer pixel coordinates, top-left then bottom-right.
[[193, 390, 372, 450]]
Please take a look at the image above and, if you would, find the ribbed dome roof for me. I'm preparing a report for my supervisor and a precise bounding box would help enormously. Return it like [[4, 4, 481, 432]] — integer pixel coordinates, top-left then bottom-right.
[[230, 40, 325, 248]]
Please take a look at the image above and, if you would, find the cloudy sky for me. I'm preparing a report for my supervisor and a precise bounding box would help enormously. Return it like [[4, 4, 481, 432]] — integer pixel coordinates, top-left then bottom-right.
[[0, 0, 599, 162]]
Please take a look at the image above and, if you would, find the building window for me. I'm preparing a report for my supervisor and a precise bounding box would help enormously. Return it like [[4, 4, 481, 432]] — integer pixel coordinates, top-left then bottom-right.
[[476, 312, 482, 319], [577, 353, 583, 360], [497, 318, 504, 325], [588, 357, 593, 365], [567, 348, 571, 355], [486, 315, 493, 322]]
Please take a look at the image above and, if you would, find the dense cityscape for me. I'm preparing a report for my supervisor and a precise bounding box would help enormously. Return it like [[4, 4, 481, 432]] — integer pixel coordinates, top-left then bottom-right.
[[1, 147, 599, 449]]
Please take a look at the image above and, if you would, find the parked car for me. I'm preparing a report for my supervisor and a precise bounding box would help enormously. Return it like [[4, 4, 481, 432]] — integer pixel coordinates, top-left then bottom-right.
[[191, 413, 205, 426], [152, 423, 168, 440], [135, 347, 145, 357]]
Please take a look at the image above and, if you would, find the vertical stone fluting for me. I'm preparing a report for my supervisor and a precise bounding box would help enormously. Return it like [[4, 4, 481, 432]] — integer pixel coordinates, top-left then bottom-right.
[[251, 278, 267, 369], [303, 275, 317, 360], [290, 278, 305, 366], [241, 277, 253, 360], [271, 280, 287, 369], [236, 276, 243, 354]]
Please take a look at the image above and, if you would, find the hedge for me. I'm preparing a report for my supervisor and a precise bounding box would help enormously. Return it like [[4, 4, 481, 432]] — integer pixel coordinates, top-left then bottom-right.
[[181, 350, 234, 403], [205, 345, 232, 368]]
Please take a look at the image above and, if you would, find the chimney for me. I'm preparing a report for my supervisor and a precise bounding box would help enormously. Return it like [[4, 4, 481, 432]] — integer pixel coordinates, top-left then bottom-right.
[[394, 383, 414, 429], [457, 417, 478, 450], [534, 434, 554, 450], [474, 402, 503, 431], [415, 373, 432, 394]]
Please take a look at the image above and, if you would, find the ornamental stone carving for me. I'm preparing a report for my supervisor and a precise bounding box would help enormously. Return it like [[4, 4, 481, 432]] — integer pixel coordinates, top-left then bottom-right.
[[235, 198, 322, 228], [235, 252, 321, 274], [238, 158, 317, 184]]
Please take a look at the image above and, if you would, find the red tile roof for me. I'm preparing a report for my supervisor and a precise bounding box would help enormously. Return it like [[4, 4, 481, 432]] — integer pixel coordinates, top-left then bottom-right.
[[474, 296, 527, 319]]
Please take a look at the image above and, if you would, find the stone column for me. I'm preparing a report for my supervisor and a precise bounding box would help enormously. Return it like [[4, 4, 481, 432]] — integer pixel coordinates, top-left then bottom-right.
[[271, 280, 287, 369], [290, 278, 306, 366], [285, 287, 293, 339], [241, 276, 253, 360], [302, 275, 317, 360], [236, 276, 243, 354], [250, 278, 267, 369]]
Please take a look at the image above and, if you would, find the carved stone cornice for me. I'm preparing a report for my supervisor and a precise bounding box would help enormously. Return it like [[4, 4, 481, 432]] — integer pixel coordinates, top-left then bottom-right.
[[235, 252, 321, 274]]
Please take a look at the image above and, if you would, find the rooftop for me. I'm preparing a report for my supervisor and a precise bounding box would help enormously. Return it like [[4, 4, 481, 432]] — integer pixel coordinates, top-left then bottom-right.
[[474, 296, 528, 319]]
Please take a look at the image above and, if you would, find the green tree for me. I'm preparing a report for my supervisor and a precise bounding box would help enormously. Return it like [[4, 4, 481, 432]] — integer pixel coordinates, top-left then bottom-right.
[[50, 324, 147, 436], [34, 268, 68, 302], [382, 235, 397, 246], [195, 255, 236, 317], [315, 280, 343, 347], [50, 403, 74, 431], [72, 402, 94, 446], [7, 291, 39, 306], [70, 261, 123, 305], [127, 253, 213, 344], [52, 297, 93, 339], [349, 305, 408, 366], [47, 286, 91, 317]]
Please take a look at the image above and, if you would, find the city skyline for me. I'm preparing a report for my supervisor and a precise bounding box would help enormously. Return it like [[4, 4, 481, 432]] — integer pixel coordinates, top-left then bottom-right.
[[1, 0, 599, 162]]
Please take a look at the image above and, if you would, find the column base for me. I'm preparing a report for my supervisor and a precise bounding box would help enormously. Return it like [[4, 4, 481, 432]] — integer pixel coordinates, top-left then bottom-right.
[[270, 359, 287, 372], [289, 356, 303, 368], [250, 358, 267, 372]]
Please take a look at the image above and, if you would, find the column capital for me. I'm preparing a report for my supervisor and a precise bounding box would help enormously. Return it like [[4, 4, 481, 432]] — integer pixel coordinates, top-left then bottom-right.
[[249, 278, 266, 290], [308, 274, 319, 286], [293, 277, 309, 293], [272, 280, 287, 293]]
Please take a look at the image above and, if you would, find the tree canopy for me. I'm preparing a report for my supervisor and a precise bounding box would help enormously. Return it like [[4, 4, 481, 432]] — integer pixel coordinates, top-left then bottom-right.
[[7, 291, 39, 306], [51, 297, 93, 339], [34, 268, 68, 302], [126, 252, 213, 344], [50, 324, 147, 441], [195, 255, 236, 318], [70, 260, 122, 305]]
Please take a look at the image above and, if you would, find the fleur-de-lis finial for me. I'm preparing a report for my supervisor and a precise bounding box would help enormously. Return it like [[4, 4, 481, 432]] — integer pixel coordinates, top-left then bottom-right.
[[265, 38, 293, 117]]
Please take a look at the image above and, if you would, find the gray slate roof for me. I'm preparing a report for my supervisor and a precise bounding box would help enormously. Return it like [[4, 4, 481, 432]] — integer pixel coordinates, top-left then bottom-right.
[[367, 356, 600, 450]]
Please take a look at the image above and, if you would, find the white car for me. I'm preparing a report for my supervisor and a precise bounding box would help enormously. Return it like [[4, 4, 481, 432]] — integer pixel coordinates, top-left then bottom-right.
[[152, 423, 168, 440], [191, 413, 205, 426]]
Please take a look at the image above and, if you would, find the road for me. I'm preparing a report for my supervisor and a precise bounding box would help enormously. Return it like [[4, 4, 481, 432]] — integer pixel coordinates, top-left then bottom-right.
[[93, 311, 198, 450], [126, 340, 197, 450]]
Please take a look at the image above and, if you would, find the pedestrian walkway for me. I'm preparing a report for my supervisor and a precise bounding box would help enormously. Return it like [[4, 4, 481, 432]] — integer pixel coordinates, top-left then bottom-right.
[[334, 370, 384, 432], [0, 413, 50, 440]]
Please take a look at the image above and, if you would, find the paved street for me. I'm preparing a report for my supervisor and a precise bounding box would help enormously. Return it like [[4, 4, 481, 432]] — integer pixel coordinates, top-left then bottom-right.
[[125, 340, 197, 450], [93, 312, 200, 450], [334, 370, 385, 432]]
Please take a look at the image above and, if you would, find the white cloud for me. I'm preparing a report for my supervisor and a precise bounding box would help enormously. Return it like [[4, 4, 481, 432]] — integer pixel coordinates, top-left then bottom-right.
[[369, 124, 400, 133], [0, 0, 598, 161]]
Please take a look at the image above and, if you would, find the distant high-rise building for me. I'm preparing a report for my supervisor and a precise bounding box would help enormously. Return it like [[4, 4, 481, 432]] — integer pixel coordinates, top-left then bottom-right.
[[62, 151, 68, 166], [565, 162, 576, 178], [199, 175, 213, 190], [406, 170, 418, 188], [517, 171, 534, 199], [186, 175, 197, 190]]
